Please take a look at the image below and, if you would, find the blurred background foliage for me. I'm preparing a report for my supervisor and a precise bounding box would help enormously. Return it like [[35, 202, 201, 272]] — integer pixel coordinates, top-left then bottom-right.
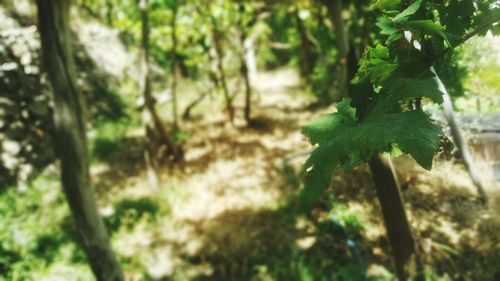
[[0, 0, 499, 280]]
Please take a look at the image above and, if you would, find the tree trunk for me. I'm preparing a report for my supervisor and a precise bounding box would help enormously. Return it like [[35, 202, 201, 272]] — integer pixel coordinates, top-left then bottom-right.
[[323, 0, 349, 100], [36, 1, 124, 280], [295, 8, 310, 81], [342, 5, 416, 278], [139, 0, 182, 181], [238, 2, 253, 124], [369, 156, 416, 280], [170, 2, 179, 131], [105, 0, 113, 26], [182, 87, 209, 120], [210, 16, 234, 123], [431, 67, 487, 203]]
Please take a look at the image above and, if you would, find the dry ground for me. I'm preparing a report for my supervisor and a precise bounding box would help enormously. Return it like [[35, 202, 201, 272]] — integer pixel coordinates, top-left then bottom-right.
[[90, 69, 500, 280]]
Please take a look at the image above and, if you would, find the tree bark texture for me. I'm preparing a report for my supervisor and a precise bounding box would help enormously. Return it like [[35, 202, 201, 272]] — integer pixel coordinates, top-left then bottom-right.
[[36, 1, 124, 280], [369, 156, 416, 281], [323, 0, 349, 100]]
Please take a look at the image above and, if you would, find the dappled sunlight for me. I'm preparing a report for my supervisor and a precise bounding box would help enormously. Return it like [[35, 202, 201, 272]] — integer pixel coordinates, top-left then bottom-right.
[[2, 0, 500, 280]]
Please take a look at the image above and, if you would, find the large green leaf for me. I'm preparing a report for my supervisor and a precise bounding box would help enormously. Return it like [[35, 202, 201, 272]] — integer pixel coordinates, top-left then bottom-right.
[[302, 100, 356, 145], [366, 77, 444, 117], [300, 106, 441, 210]]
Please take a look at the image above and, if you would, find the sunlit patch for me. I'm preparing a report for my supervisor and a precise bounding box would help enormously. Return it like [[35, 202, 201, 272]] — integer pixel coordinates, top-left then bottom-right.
[[295, 236, 316, 250]]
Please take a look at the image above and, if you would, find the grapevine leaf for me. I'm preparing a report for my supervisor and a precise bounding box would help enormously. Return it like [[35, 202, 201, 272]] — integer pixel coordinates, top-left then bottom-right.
[[438, 0, 474, 40], [370, 0, 401, 11], [394, 0, 421, 22], [352, 44, 398, 85], [302, 99, 356, 145], [301, 108, 441, 211], [366, 77, 444, 117], [401, 20, 451, 46], [376, 17, 403, 41]]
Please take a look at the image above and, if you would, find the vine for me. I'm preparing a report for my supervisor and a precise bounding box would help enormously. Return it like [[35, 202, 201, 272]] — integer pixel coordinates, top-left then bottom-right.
[[300, 0, 500, 209]]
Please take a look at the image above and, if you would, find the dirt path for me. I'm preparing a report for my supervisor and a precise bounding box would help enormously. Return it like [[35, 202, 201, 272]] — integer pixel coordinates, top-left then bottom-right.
[[91, 68, 500, 280], [91, 69, 330, 280]]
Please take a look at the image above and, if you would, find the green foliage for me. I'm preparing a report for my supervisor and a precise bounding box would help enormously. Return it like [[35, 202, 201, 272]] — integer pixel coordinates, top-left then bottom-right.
[[89, 118, 130, 161], [454, 35, 500, 112], [301, 100, 441, 209], [0, 173, 91, 280], [300, 0, 500, 210], [105, 198, 160, 232], [352, 44, 397, 86]]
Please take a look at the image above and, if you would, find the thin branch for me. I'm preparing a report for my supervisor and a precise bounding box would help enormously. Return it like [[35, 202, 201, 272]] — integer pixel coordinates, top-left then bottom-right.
[[433, 15, 500, 62]]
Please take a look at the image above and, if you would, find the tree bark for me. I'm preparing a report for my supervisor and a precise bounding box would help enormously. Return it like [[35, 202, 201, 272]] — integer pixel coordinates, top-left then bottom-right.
[[36, 1, 124, 280], [170, 2, 179, 131], [210, 16, 234, 123], [105, 0, 113, 26], [430, 67, 488, 203], [295, 8, 310, 81], [323, 0, 349, 100], [182, 87, 209, 120], [369, 156, 416, 281], [139, 0, 182, 182], [238, 2, 253, 124]]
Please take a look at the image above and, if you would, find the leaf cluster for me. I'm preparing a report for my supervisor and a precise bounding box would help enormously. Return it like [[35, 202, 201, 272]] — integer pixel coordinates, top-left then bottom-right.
[[299, 0, 499, 210]]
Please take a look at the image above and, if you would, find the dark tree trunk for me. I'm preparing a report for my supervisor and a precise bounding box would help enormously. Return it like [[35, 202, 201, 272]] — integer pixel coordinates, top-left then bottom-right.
[[182, 88, 209, 120], [139, 0, 182, 184], [295, 8, 310, 81], [238, 2, 253, 124], [369, 157, 416, 280], [210, 16, 234, 123], [323, 0, 349, 100], [105, 0, 113, 26], [36, 1, 124, 280], [170, 2, 179, 131]]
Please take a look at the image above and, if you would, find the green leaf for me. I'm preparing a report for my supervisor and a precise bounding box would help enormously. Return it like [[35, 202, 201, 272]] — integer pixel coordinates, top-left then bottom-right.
[[376, 17, 403, 41], [301, 107, 441, 210], [302, 100, 356, 145], [370, 0, 402, 11], [366, 77, 444, 117], [352, 44, 399, 86], [401, 20, 451, 46], [394, 0, 421, 22]]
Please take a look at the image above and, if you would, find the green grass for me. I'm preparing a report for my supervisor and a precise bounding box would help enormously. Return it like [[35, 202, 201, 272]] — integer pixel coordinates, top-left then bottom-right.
[[0, 173, 91, 281]]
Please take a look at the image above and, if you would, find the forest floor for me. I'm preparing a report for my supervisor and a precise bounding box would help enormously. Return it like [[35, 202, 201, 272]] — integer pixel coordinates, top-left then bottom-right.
[[84, 69, 500, 281]]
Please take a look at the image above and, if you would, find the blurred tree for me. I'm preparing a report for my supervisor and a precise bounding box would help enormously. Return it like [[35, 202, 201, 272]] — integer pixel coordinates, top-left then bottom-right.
[[170, 0, 180, 131], [321, 0, 349, 101], [238, 1, 253, 125], [35, 0, 124, 280], [208, 2, 234, 123], [138, 0, 183, 187]]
